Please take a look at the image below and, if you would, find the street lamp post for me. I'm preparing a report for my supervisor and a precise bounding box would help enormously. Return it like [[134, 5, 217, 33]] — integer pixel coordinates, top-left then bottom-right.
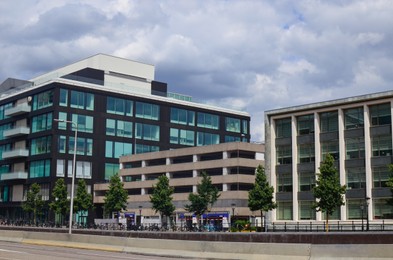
[[231, 203, 236, 228], [139, 205, 142, 226], [55, 119, 78, 235], [360, 204, 364, 231], [366, 197, 370, 231]]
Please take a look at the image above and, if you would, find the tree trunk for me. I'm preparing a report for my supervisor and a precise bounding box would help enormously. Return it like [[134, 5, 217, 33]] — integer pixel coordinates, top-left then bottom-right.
[[326, 212, 329, 233], [260, 210, 264, 232]]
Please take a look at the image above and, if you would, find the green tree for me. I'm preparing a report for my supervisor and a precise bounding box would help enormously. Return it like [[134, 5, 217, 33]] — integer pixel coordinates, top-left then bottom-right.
[[248, 165, 276, 231], [49, 178, 69, 226], [150, 174, 175, 227], [185, 171, 220, 226], [22, 183, 44, 225], [104, 174, 128, 219], [74, 179, 94, 223], [313, 154, 346, 232]]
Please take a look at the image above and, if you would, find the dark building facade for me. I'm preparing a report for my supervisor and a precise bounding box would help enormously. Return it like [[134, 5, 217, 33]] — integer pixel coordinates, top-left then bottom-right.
[[0, 54, 250, 223]]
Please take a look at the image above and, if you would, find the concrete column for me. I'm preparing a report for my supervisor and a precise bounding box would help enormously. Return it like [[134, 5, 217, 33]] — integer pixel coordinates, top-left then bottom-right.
[[269, 116, 277, 222], [314, 112, 322, 221]]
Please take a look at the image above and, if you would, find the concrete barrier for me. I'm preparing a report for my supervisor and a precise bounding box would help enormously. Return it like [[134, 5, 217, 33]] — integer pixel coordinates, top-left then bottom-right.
[[1, 229, 393, 259]]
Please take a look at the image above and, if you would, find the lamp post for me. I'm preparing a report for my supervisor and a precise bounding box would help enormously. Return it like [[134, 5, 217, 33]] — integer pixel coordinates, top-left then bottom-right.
[[139, 205, 142, 226], [366, 197, 370, 231], [231, 203, 236, 228], [360, 204, 364, 231], [55, 119, 78, 235]]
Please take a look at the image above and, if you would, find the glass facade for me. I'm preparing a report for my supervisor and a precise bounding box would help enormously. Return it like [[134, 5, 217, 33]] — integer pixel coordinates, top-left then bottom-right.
[[107, 97, 133, 116], [69, 137, 93, 156], [372, 135, 392, 157], [225, 117, 241, 133], [299, 201, 316, 220], [346, 167, 366, 189], [105, 163, 119, 181], [320, 111, 338, 132], [370, 103, 391, 126], [32, 90, 53, 111], [68, 161, 92, 179], [30, 136, 52, 155], [197, 112, 219, 129], [0, 144, 11, 160], [345, 137, 365, 159], [136, 102, 159, 120], [373, 166, 390, 188], [297, 114, 314, 135], [0, 123, 12, 140], [298, 172, 315, 191], [276, 145, 292, 164], [321, 140, 339, 160], [72, 114, 93, 133], [277, 201, 293, 220], [135, 144, 159, 154], [298, 143, 315, 163], [373, 199, 393, 219], [0, 103, 12, 120], [275, 118, 291, 138], [136, 123, 160, 141], [105, 141, 132, 158], [106, 119, 132, 137], [30, 159, 51, 178], [59, 88, 68, 107], [344, 107, 364, 129], [170, 108, 195, 125], [70, 90, 94, 110], [277, 173, 292, 192], [32, 112, 53, 133], [196, 132, 219, 146], [170, 128, 194, 146]]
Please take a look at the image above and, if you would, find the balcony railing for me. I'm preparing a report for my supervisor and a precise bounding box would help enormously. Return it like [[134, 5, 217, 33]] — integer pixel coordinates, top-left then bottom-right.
[[4, 103, 31, 117], [1, 149, 29, 159], [3, 126, 30, 138], [0, 171, 28, 181]]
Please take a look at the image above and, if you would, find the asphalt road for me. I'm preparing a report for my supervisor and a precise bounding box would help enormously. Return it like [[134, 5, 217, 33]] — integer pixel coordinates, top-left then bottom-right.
[[0, 241, 198, 260]]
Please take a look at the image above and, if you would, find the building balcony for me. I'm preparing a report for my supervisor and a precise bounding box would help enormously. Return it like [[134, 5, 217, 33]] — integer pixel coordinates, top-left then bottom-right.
[[0, 171, 28, 181], [3, 126, 30, 138], [4, 103, 31, 117], [2, 149, 29, 159]]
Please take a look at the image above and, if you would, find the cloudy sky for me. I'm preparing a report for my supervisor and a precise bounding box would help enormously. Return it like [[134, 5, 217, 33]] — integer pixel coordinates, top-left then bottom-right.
[[1, 0, 392, 142]]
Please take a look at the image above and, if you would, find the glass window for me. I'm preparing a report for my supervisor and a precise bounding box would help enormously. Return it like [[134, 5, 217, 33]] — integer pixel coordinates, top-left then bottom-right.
[[298, 143, 315, 163], [297, 114, 314, 135], [105, 141, 132, 158], [70, 90, 94, 110], [107, 97, 133, 116], [373, 166, 391, 188], [170, 128, 194, 146], [298, 172, 315, 191], [321, 140, 339, 160], [32, 112, 53, 133], [225, 135, 241, 142], [0, 123, 12, 140], [0, 103, 12, 120], [106, 119, 132, 137], [56, 159, 65, 177], [58, 135, 67, 153], [277, 201, 292, 220], [347, 199, 364, 219], [374, 199, 393, 219], [68, 161, 92, 179], [135, 144, 159, 154], [105, 163, 119, 181], [196, 132, 219, 146], [320, 111, 338, 133], [276, 145, 292, 165], [170, 108, 195, 125], [346, 167, 366, 189], [136, 123, 160, 141], [275, 118, 291, 138], [344, 107, 364, 130], [242, 120, 248, 134], [0, 144, 11, 160], [30, 159, 51, 178], [71, 114, 93, 133], [136, 102, 159, 120], [197, 112, 219, 129], [57, 112, 68, 130], [30, 136, 52, 155], [32, 90, 53, 111], [277, 173, 292, 192], [299, 201, 316, 220], [59, 89, 68, 107], [225, 117, 241, 133], [372, 135, 392, 157], [345, 137, 365, 159], [69, 137, 93, 156], [370, 103, 391, 126]]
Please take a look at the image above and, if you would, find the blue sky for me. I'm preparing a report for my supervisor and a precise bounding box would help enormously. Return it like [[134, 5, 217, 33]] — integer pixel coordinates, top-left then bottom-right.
[[1, 0, 392, 141]]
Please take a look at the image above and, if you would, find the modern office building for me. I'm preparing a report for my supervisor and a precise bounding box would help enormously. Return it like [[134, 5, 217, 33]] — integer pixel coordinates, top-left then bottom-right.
[[265, 91, 393, 224], [0, 54, 250, 222], [94, 142, 264, 227]]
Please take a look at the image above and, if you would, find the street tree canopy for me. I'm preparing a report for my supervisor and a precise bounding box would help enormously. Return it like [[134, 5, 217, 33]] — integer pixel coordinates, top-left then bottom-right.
[[248, 165, 276, 229], [313, 153, 346, 232], [150, 175, 175, 224], [74, 179, 94, 213], [104, 174, 128, 217], [49, 178, 69, 225], [185, 171, 220, 217], [22, 183, 44, 224]]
